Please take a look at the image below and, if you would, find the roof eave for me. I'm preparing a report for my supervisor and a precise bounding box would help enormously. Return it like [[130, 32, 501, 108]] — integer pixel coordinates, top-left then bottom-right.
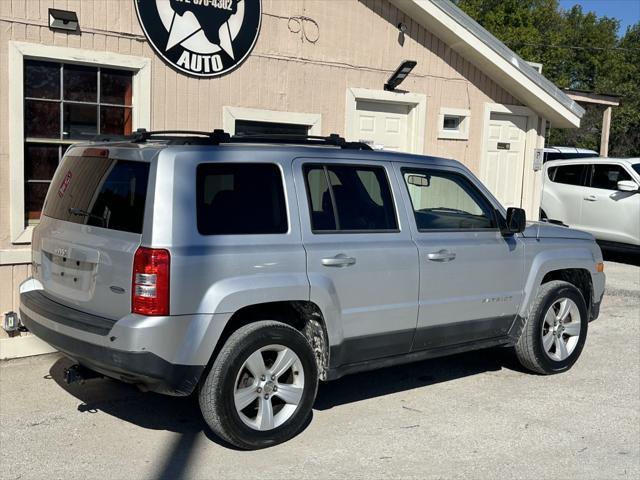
[[392, 0, 583, 128]]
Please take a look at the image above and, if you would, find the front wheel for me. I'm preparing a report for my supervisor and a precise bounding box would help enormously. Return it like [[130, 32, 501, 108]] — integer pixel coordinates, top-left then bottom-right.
[[199, 321, 318, 450], [515, 280, 588, 374]]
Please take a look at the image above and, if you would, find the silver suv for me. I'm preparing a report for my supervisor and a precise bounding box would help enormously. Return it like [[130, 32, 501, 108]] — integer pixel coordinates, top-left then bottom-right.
[[20, 131, 605, 449]]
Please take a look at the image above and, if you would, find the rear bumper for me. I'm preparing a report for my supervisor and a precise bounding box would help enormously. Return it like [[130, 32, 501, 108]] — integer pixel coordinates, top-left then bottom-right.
[[19, 287, 206, 396], [21, 312, 202, 395]]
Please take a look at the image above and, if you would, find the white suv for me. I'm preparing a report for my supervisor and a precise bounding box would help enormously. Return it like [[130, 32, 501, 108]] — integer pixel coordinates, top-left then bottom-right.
[[541, 158, 640, 251]]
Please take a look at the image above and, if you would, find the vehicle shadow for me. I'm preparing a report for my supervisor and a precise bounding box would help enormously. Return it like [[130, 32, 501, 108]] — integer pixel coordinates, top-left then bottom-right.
[[48, 346, 523, 475], [314, 346, 525, 410], [601, 247, 640, 267], [49, 345, 523, 429]]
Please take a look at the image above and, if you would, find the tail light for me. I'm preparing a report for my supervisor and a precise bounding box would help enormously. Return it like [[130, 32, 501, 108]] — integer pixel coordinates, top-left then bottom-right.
[[132, 247, 170, 316]]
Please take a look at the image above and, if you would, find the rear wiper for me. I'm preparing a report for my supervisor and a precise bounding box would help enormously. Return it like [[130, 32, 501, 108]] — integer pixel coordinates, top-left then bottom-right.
[[68, 208, 106, 226]]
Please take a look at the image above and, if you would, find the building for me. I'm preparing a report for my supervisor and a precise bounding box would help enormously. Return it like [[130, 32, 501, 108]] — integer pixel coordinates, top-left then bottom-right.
[[0, 0, 583, 347]]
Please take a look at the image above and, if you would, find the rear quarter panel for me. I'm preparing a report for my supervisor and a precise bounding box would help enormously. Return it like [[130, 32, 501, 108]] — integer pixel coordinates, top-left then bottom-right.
[[146, 148, 309, 317], [541, 168, 575, 222]]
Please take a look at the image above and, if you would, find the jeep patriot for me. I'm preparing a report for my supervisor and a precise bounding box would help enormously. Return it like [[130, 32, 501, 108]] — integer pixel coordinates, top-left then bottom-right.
[[20, 130, 606, 449]]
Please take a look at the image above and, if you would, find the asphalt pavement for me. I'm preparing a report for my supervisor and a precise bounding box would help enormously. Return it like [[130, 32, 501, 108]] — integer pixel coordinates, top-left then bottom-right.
[[1, 259, 638, 480]]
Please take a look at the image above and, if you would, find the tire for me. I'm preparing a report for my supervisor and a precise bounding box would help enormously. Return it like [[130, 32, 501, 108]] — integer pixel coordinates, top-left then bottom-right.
[[515, 280, 588, 374], [199, 321, 318, 450]]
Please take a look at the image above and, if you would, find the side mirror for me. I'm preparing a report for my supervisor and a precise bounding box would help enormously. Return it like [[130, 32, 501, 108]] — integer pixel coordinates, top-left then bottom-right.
[[501, 207, 526, 235], [617, 180, 639, 192]]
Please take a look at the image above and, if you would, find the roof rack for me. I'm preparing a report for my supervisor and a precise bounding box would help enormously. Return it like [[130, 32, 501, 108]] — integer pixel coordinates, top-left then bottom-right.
[[230, 133, 373, 150], [131, 129, 231, 143], [92, 129, 373, 150], [90, 129, 231, 144]]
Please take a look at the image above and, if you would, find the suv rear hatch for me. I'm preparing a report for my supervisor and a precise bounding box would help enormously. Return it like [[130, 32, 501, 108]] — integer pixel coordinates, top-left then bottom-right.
[[31, 146, 152, 320]]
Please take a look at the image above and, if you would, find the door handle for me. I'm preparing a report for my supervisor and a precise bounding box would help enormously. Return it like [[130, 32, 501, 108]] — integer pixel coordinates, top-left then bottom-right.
[[584, 195, 597, 202], [427, 250, 456, 262], [321, 254, 356, 267]]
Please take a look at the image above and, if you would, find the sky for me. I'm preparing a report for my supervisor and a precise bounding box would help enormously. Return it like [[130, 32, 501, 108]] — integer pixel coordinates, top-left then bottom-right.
[[559, 0, 640, 34]]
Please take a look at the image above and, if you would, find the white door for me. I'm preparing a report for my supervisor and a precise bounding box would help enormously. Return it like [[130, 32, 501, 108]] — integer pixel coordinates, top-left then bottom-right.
[[354, 100, 410, 152], [579, 163, 640, 245], [481, 113, 528, 208]]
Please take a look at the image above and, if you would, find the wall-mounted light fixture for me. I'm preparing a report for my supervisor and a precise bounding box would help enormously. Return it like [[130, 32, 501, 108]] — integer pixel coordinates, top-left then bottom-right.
[[397, 22, 408, 46], [3, 312, 19, 333], [384, 60, 417, 91], [49, 8, 79, 33]]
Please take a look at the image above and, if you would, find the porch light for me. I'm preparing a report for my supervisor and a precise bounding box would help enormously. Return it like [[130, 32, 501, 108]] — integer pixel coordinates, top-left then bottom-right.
[[49, 9, 79, 33], [384, 60, 417, 91], [3, 312, 19, 333]]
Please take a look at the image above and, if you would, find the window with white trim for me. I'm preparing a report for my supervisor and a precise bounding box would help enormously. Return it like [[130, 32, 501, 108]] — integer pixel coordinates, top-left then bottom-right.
[[23, 60, 134, 224], [222, 106, 322, 136], [438, 108, 471, 140], [9, 42, 151, 244]]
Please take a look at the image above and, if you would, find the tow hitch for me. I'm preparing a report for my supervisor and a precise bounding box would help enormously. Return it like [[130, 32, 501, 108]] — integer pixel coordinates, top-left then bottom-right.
[[63, 364, 103, 385]]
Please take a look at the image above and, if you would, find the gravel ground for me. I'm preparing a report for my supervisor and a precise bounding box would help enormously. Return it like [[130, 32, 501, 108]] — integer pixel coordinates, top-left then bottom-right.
[[1, 260, 638, 480]]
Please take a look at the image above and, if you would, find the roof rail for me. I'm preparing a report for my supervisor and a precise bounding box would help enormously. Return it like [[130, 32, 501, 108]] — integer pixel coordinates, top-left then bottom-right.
[[90, 129, 231, 144], [230, 133, 373, 150], [130, 129, 231, 144], [91, 129, 373, 150]]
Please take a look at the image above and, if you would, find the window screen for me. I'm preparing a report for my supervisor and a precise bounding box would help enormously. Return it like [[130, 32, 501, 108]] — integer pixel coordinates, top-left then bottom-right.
[[402, 169, 496, 230], [590, 164, 632, 190], [43, 156, 149, 234], [303, 164, 397, 232], [548, 164, 586, 186], [196, 163, 287, 235]]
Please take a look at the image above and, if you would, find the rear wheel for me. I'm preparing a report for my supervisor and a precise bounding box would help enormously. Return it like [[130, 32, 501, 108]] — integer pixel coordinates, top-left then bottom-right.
[[199, 321, 318, 449], [515, 281, 588, 374]]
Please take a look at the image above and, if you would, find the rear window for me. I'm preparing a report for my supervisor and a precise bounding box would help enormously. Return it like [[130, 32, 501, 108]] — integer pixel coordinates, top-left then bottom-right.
[[548, 164, 585, 186], [43, 154, 149, 234], [196, 163, 288, 235]]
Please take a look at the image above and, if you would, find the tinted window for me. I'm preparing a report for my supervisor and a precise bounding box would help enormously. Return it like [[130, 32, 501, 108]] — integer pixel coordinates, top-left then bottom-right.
[[303, 164, 397, 232], [548, 164, 585, 185], [43, 155, 149, 234], [633, 164, 640, 176], [590, 164, 632, 190], [543, 152, 598, 162], [402, 169, 496, 230], [305, 167, 337, 231], [197, 163, 287, 235]]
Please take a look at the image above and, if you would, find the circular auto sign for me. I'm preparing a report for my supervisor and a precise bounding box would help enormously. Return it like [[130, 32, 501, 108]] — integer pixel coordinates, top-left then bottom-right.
[[135, 0, 262, 78]]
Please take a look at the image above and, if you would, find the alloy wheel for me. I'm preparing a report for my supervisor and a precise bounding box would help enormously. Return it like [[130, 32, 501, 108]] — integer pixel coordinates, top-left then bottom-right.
[[541, 298, 582, 361], [233, 344, 305, 431]]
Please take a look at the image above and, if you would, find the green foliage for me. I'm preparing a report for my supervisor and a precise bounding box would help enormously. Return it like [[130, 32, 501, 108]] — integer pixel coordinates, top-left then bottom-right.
[[454, 0, 640, 157]]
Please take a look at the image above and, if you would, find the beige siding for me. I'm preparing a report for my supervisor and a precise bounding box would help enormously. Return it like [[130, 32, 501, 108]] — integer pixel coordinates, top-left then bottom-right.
[[0, 0, 524, 317]]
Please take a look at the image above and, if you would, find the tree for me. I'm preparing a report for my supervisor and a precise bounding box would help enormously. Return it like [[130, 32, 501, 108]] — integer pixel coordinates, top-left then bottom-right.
[[453, 0, 640, 156], [605, 24, 640, 157]]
